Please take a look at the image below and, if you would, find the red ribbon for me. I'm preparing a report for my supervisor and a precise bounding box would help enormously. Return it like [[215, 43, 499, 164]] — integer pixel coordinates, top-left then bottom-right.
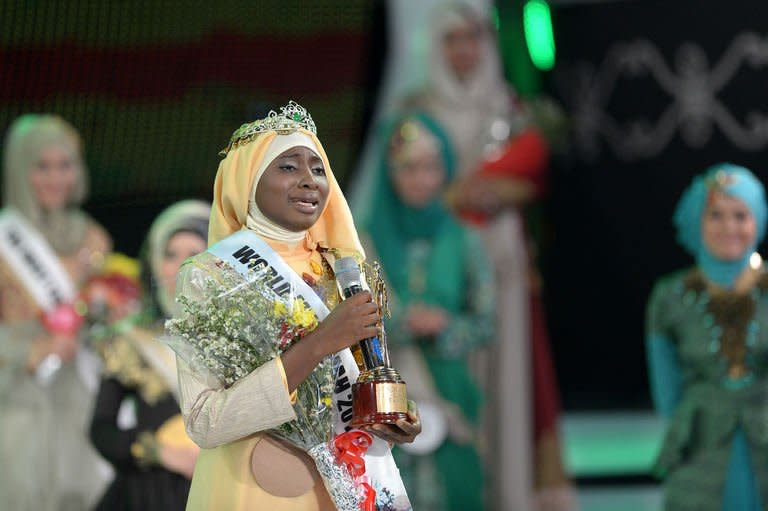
[[358, 477, 376, 511], [333, 430, 376, 511]]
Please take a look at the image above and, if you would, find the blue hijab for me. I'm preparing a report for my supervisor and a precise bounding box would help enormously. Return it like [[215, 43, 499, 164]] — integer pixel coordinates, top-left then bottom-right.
[[674, 163, 767, 288]]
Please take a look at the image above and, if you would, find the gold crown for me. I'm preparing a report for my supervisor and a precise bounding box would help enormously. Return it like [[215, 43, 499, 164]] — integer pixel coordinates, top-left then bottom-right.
[[220, 101, 317, 155]]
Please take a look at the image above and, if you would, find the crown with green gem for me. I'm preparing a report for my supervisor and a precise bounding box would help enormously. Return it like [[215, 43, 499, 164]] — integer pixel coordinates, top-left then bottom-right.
[[219, 101, 317, 155]]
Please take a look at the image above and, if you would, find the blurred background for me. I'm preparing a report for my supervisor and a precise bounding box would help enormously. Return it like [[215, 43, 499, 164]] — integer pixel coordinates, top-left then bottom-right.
[[3, 0, 768, 510]]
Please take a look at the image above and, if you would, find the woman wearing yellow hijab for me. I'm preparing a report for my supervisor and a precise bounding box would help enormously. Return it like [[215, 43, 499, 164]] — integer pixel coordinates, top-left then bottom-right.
[[172, 102, 419, 510]]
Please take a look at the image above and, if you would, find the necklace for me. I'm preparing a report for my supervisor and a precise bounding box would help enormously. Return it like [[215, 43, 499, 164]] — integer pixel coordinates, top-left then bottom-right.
[[684, 270, 762, 390]]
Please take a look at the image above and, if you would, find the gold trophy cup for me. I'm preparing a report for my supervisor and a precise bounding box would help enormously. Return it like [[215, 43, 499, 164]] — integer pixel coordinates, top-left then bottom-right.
[[335, 259, 409, 426]]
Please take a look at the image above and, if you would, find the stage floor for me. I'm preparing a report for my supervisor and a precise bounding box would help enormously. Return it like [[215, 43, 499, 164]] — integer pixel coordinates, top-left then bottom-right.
[[562, 411, 665, 511], [577, 486, 662, 511]]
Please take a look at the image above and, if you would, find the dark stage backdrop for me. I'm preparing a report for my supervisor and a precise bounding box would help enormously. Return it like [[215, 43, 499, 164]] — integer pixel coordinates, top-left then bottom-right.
[[544, 0, 768, 409], [0, 1, 383, 255]]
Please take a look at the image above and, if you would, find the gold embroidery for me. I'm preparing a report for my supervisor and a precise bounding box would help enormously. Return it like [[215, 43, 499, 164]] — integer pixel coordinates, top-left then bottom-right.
[[102, 334, 169, 405], [684, 269, 768, 381], [309, 259, 323, 276]]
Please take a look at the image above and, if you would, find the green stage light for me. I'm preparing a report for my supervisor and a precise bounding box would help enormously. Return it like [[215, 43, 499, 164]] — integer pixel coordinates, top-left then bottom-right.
[[523, 0, 556, 71]]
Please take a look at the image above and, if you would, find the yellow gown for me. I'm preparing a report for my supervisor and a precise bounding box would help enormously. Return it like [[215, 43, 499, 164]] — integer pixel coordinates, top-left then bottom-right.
[[183, 239, 337, 511]]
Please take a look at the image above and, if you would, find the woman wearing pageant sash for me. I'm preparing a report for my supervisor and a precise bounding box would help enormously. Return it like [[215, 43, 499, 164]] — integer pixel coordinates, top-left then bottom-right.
[[169, 102, 420, 510], [90, 200, 209, 510], [0, 115, 112, 510], [647, 164, 768, 511], [357, 113, 495, 511]]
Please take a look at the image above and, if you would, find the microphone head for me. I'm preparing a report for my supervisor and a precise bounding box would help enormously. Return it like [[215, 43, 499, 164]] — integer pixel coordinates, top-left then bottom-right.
[[334, 256, 362, 290]]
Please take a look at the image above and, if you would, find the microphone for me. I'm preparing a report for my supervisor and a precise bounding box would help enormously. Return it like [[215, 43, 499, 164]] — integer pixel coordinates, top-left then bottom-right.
[[334, 257, 385, 370]]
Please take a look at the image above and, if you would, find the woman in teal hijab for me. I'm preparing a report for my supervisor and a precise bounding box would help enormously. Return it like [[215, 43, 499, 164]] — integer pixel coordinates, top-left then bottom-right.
[[357, 112, 495, 511], [647, 163, 768, 511]]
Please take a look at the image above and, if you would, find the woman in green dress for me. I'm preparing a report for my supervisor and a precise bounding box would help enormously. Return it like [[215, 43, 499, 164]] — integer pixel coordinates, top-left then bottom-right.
[[647, 163, 768, 511], [356, 112, 495, 511]]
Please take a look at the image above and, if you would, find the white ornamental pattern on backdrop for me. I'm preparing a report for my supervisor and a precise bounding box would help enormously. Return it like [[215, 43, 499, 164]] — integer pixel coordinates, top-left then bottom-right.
[[557, 32, 768, 162]]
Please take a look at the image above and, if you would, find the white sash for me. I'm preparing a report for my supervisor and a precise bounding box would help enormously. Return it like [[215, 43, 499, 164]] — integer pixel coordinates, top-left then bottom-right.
[[209, 230, 410, 509], [0, 208, 101, 391], [0, 209, 75, 309]]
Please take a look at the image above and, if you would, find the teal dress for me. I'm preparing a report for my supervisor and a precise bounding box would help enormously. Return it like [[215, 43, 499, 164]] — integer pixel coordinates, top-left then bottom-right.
[[647, 269, 768, 511], [363, 228, 495, 511], [358, 112, 496, 511]]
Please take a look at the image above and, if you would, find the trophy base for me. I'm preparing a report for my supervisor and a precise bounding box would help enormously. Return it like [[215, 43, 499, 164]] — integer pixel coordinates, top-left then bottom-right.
[[351, 377, 408, 427]]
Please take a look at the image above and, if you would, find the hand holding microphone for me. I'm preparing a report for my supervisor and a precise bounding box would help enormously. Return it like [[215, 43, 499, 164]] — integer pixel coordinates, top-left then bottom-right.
[[311, 292, 380, 356], [334, 257, 387, 369], [281, 290, 380, 393]]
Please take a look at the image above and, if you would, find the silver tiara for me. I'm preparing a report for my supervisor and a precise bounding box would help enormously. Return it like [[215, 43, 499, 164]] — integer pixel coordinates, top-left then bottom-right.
[[220, 101, 317, 155]]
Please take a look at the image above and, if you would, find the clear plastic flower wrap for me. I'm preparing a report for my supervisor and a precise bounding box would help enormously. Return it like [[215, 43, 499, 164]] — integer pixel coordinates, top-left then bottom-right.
[[165, 252, 362, 511]]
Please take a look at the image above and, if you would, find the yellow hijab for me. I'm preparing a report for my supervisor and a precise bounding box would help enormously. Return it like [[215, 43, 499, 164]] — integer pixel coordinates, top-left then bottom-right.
[[208, 127, 364, 260]]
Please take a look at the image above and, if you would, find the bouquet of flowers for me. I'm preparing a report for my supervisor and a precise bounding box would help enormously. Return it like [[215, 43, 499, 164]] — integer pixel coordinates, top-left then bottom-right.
[[165, 261, 367, 511], [37, 253, 142, 385], [42, 253, 142, 341]]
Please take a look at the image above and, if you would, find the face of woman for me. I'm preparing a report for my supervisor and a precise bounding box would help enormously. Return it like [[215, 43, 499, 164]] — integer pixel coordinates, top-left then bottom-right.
[[29, 144, 79, 211], [159, 231, 207, 300], [255, 146, 329, 232], [390, 145, 445, 208], [701, 192, 757, 261], [442, 19, 483, 81]]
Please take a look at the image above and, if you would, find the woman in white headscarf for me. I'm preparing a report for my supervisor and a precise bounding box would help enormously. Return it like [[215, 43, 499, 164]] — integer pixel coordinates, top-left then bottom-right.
[[0, 114, 112, 510], [90, 200, 209, 511], [406, 3, 519, 176], [403, 4, 574, 510]]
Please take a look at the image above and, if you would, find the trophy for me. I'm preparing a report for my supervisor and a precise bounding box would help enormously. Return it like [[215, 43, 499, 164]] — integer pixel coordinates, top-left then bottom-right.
[[334, 257, 409, 426]]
